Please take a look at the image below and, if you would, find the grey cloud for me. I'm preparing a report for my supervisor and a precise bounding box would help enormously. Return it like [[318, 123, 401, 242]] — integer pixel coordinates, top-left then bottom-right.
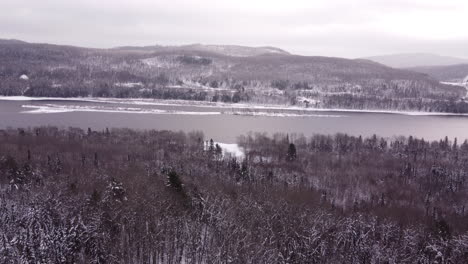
[[1, 0, 467, 58]]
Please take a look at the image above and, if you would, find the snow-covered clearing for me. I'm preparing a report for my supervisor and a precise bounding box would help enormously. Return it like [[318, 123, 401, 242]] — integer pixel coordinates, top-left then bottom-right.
[[216, 143, 245, 158]]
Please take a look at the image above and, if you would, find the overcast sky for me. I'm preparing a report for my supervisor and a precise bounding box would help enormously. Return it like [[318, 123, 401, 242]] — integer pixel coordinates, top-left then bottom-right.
[[1, 0, 468, 58]]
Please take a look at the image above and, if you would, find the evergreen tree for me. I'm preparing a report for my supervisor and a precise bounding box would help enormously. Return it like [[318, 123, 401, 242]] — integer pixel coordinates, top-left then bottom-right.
[[215, 143, 222, 156], [106, 179, 126, 202], [239, 159, 249, 181], [208, 139, 215, 154], [166, 169, 183, 193], [379, 138, 387, 150], [287, 143, 297, 161], [94, 152, 99, 167]]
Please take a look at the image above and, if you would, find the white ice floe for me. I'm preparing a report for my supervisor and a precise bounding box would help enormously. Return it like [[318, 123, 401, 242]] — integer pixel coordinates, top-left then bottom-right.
[[20, 104, 343, 118], [0, 96, 96, 101], [441, 81, 465, 87], [24, 107, 75, 114], [20, 104, 222, 115]]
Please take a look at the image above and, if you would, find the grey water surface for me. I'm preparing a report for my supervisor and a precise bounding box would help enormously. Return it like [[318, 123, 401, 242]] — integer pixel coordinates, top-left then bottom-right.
[[1, 100, 467, 143]]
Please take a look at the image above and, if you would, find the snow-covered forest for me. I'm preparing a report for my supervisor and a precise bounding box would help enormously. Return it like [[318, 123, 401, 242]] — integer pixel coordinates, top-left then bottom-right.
[[1, 40, 468, 113], [1, 127, 468, 263]]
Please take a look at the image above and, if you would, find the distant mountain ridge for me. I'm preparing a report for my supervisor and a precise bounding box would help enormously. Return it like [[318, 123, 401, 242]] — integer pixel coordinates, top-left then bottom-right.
[[114, 43, 290, 57], [0, 39, 28, 45], [364, 53, 468, 68]]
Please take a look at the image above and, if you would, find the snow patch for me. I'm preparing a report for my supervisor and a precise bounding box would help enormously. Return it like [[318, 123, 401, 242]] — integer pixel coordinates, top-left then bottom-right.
[[230, 111, 343, 118], [216, 143, 245, 158], [115, 82, 143, 88], [141, 57, 179, 68], [441, 81, 465, 87]]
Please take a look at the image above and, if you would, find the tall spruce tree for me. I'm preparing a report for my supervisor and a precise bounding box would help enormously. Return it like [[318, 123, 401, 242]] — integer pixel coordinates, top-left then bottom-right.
[[287, 143, 297, 161]]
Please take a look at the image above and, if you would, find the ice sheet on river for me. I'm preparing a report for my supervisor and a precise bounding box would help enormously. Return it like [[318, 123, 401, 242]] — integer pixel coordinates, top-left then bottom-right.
[[20, 104, 345, 117], [3, 96, 468, 116]]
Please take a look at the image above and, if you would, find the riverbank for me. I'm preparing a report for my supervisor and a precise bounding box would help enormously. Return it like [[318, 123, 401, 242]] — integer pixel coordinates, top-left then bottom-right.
[[1, 95, 468, 117]]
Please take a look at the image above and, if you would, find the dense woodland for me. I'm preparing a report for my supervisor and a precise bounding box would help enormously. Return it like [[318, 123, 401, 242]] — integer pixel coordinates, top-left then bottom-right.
[[1, 127, 468, 263], [1, 40, 468, 113]]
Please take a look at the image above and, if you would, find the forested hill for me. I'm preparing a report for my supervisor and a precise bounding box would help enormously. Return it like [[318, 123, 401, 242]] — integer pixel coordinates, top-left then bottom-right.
[[0, 39, 466, 112]]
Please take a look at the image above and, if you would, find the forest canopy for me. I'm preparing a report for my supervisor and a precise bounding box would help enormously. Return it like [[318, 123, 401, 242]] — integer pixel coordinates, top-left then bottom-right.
[[0, 127, 467, 263]]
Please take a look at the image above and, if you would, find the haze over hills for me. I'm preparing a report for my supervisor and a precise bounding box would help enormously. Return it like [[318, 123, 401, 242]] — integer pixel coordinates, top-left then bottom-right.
[[364, 53, 468, 68], [0, 39, 467, 112], [407, 64, 468, 83]]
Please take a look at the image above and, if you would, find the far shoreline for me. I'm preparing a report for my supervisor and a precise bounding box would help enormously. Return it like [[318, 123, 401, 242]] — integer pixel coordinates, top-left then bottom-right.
[[1, 95, 468, 117]]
